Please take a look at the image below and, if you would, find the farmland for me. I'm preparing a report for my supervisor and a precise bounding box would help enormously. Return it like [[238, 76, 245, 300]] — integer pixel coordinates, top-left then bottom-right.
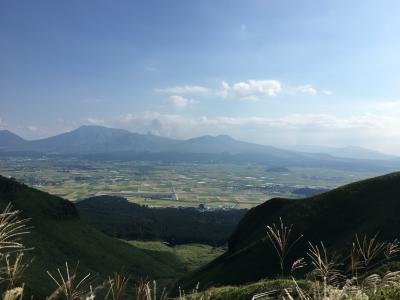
[[0, 155, 381, 208]]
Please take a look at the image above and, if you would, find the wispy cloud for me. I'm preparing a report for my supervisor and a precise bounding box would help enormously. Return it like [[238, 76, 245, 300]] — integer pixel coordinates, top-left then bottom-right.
[[369, 100, 400, 113], [25, 125, 49, 137], [156, 80, 330, 101], [86, 118, 105, 125], [218, 80, 282, 101], [114, 111, 400, 153], [165, 95, 197, 109], [27, 125, 38, 132], [322, 90, 333, 96], [156, 85, 211, 94], [293, 84, 318, 95], [289, 85, 332, 96]]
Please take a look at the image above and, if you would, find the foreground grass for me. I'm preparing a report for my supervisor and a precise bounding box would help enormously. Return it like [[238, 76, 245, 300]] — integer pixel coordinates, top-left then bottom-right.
[[205, 279, 310, 300]]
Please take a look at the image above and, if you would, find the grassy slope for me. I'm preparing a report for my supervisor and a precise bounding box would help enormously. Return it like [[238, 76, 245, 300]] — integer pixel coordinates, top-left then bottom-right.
[[178, 172, 400, 291], [0, 176, 184, 297], [127, 241, 224, 273]]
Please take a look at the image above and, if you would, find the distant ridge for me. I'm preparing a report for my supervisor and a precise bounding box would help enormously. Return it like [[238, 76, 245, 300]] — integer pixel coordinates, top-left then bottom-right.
[[0, 125, 294, 156], [285, 144, 396, 161], [1, 126, 400, 171]]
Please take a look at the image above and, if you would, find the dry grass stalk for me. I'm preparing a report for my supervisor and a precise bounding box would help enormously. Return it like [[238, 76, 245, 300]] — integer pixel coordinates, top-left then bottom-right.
[[0, 204, 30, 297], [307, 242, 343, 286], [47, 262, 93, 300], [178, 283, 213, 300], [291, 258, 306, 275], [1, 252, 29, 290], [2, 287, 24, 300], [354, 234, 386, 270], [0, 204, 30, 254], [106, 273, 129, 300], [135, 280, 168, 300], [266, 218, 303, 276]]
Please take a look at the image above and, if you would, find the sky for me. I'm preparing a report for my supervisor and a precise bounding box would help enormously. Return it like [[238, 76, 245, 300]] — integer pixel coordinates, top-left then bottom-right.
[[1, 0, 400, 154]]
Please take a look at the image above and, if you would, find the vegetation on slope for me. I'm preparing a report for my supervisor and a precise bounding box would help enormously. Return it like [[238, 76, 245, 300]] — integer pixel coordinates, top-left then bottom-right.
[[0, 176, 187, 297], [178, 172, 400, 290], [76, 196, 247, 246], [127, 241, 224, 273]]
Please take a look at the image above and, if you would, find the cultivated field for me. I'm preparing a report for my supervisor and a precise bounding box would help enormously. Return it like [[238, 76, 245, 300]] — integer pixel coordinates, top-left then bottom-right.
[[0, 156, 381, 208]]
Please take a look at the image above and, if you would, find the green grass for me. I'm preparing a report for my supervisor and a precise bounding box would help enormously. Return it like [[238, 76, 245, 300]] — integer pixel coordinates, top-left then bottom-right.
[[127, 241, 224, 272]]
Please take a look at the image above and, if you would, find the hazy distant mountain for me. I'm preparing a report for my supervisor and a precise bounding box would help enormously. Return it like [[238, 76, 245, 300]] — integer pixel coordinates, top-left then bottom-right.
[[22, 125, 180, 154], [177, 134, 299, 159], [0, 129, 27, 149], [285, 145, 396, 161], [1, 125, 300, 158], [2, 126, 400, 172]]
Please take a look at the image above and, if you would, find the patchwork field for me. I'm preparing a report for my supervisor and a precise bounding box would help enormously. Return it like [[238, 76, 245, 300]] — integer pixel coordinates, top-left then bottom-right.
[[0, 156, 381, 208]]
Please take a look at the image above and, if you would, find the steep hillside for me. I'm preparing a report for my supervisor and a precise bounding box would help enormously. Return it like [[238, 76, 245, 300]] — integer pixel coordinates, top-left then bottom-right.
[[178, 172, 400, 290], [0, 176, 185, 297]]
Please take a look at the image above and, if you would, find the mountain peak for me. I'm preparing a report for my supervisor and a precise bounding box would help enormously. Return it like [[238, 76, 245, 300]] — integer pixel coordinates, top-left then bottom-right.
[[0, 129, 26, 147]]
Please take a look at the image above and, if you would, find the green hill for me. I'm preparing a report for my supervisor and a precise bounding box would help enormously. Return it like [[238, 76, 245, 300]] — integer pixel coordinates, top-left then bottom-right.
[[0, 175, 185, 297], [76, 195, 247, 246], [178, 172, 400, 291]]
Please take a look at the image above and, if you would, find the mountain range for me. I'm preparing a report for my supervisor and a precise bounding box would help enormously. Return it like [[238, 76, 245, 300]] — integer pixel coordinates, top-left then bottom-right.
[[0, 126, 399, 171], [284, 144, 397, 161], [0, 126, 299, 156]]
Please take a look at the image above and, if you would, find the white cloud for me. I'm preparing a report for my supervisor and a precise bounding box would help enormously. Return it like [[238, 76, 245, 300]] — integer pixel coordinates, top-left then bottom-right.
[[0, 118, 4, 130], [290, 85, 333, 96], [369, 100, 400, 113], [293, 84, 318, 95], [166, 95, 197, 109], [156, 80, 329, 101], [156, 85, 210, 94], [218, 80, 282, 100]]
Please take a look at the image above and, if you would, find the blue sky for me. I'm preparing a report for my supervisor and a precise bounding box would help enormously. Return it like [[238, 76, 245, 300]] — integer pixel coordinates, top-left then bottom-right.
[[1, 0, 400, 153]]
